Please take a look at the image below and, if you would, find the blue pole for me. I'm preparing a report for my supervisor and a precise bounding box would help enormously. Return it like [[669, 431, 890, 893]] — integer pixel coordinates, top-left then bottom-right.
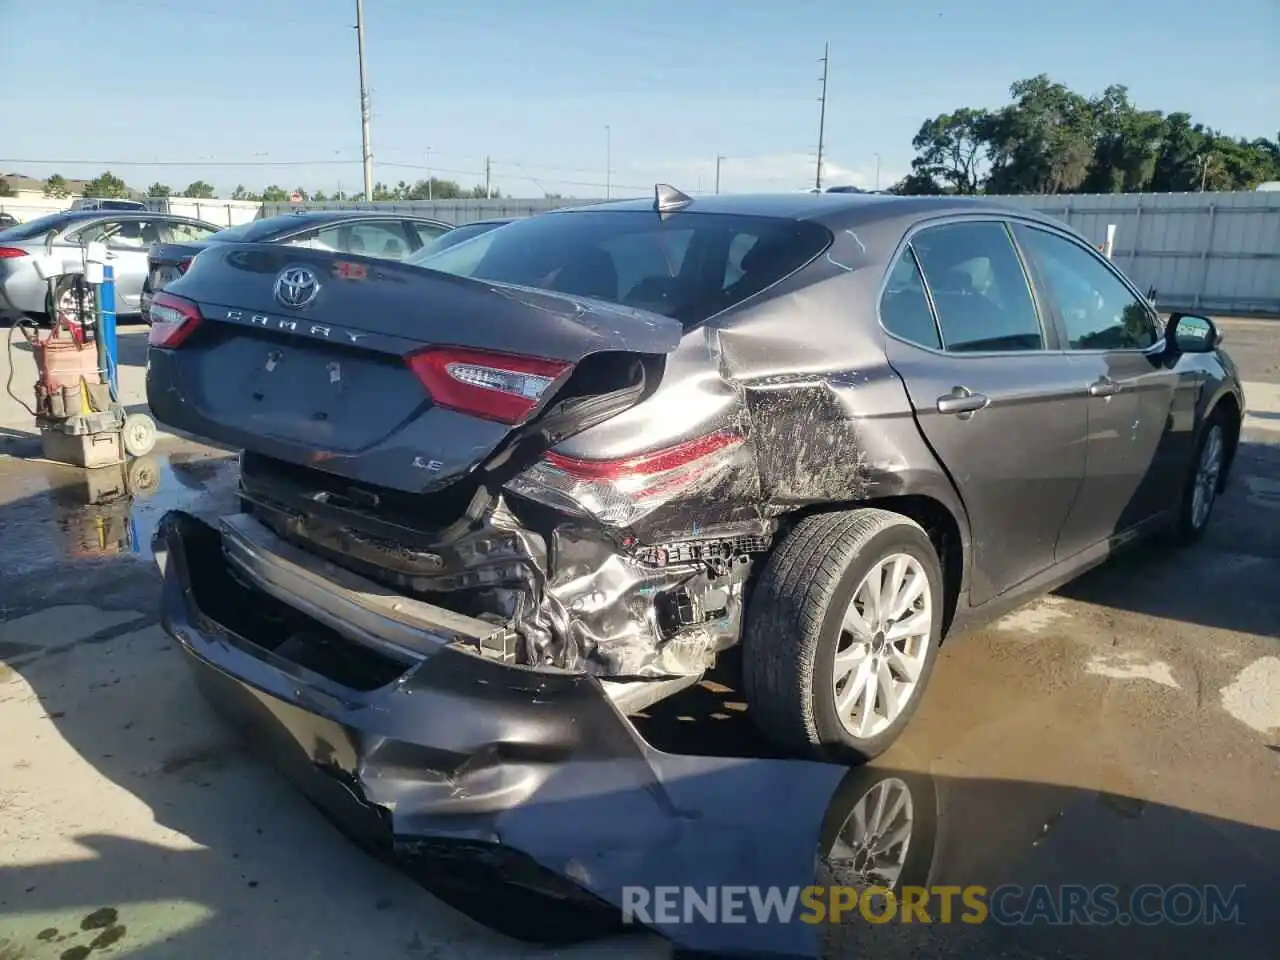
[[101, 264, 118, 395]]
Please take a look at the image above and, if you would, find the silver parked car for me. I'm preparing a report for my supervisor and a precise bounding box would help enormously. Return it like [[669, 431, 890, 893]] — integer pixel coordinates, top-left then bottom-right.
[[0, 210, 220, 321]]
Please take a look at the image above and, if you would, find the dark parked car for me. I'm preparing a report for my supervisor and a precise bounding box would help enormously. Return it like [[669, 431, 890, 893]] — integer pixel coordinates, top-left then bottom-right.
[[140, 210, 453, 321], [146, 188, 1244, 822]]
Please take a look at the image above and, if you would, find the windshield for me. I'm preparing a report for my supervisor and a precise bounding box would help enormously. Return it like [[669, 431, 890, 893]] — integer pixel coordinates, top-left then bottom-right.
[[0, 212, 78, 242], [410, 210, 831, 328]]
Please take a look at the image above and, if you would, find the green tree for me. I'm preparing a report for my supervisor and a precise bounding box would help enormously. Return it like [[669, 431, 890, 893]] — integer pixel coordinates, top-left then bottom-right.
[[182, 180, 216, 199], [312, 190, 328, 201], [261, 185, 289, 202], [82, 172, 129, 198], [147, 182, 172, 197], [44, 174, 70, 199], [908, 108, 991, 194], [231, 184, 263, 201], [905, 76, 1280, 196], [0, 178, 13, 198], [292, 187, 309, 201]]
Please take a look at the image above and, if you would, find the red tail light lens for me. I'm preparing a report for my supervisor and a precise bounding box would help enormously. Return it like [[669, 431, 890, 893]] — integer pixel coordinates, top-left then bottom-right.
[[506, 431, 745, 527], [406, 347, 571, 425], [178, 256, 194, 274], [0, 247, 29, 259], [148, 291, 203, 348]]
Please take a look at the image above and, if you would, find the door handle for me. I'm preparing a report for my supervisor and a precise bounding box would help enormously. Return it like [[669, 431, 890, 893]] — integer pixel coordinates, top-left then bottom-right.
[[1088, 376, 1120, 397], [936, 386, 989, 415]]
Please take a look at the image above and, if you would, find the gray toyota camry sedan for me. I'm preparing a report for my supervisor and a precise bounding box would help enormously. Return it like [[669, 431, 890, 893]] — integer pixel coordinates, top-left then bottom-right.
[[143, 188, 1244, 836]]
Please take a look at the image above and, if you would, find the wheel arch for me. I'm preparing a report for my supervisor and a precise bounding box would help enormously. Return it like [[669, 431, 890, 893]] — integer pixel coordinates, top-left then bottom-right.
[[1206, 389, 1242, 488], [780, 492, 967, 639]]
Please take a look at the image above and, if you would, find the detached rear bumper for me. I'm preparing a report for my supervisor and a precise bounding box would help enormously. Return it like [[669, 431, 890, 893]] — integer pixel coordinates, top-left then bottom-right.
[[153, 511, 679, 834]]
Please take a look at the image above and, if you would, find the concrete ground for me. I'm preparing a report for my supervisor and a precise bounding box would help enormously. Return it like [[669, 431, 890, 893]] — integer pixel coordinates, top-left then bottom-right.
[[1, 320, 1278, 959]]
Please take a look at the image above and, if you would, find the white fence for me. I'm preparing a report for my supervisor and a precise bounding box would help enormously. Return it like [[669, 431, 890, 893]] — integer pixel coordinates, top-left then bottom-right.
[[0, 196, 261, 228], [266, 191, 1280, 316]]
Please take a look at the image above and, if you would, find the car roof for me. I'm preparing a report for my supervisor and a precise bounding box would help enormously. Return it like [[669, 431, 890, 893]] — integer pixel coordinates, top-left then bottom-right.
[[267, 210, 448, 224], [550, 191, 1057, 231]]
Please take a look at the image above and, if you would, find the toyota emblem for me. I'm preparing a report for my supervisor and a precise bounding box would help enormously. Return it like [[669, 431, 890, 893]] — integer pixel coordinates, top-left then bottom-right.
[[273, 265, 320, 309]]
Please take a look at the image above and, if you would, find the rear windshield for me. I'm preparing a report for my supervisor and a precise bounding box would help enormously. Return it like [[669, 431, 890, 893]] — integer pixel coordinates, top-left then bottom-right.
[[409, 209, 832, 327], [0, 212, 77, 241]]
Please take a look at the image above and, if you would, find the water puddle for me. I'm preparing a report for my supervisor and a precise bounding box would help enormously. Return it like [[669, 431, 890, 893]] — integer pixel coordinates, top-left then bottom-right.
[[0, 444, 240, 576]]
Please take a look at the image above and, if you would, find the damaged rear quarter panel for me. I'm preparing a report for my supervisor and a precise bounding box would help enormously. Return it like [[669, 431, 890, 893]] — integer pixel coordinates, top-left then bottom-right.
[[525, 214, 971, 680]]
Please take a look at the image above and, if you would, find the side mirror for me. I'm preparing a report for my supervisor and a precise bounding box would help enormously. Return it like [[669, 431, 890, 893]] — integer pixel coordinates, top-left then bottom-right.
[[1165, 312, 1219, 354]]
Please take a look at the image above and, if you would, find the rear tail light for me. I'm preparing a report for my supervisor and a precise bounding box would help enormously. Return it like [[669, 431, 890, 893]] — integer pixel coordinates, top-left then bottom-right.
[[505, 431, 745, 527], [148, 291, 203, 348], [406, 347, 571, 425], [178, 256, 194, 274], [0, 247, 29, 259]]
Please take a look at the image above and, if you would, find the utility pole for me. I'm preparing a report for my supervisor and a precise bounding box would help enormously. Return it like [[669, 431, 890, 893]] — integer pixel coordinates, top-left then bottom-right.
[[815, 42, 829, 192], [425, 147, 432, 201], [605, 125, 612, 199], [354, 0, 373, 202], [715, 154, 724, 194], [874, 152, 881, 191], [484, 156, 492, 199]]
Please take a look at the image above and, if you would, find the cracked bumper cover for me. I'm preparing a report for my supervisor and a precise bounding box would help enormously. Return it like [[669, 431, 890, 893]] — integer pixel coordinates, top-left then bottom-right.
[[153, 509, 854, 958], [153, 510, 698, 827]]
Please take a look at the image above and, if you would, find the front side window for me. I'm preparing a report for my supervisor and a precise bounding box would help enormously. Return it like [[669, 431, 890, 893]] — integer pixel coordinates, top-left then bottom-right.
[[408, 210, 832, 329], [911, 221, 1044, 353], [1013, 225, 1157, 351], [74, 219, 164, 249]]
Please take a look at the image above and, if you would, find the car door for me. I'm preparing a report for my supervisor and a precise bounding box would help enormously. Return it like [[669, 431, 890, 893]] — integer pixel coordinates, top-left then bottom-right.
[[879, 219, 1089, 607], [74, 217, 164, 314], [1011, 223, 1185, 556]]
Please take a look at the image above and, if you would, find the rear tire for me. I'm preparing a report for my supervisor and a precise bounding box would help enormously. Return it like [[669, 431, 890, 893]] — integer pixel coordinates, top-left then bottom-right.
[[742, 509, 944, 765], [1171, 410, 1228, 545]]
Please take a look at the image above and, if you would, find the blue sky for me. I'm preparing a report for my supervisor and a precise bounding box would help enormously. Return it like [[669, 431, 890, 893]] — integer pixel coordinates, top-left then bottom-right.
[[3, 0, 1277, 198]]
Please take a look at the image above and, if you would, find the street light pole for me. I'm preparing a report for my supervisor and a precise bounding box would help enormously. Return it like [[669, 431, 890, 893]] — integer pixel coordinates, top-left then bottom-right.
[[425, 147, 432, 201], [715, 154, 724, 194], [605, 125, 612, 199], [354, 0, 374, 202], [815, 42, 829, 192], [874, 152, 881, 191]]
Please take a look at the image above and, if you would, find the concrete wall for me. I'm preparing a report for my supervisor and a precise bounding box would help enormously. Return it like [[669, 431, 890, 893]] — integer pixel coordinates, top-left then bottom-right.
[[266, 191, 1280, 316]]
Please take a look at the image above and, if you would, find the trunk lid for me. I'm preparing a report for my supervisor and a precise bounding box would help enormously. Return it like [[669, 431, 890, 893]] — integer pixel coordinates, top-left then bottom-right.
[[146, 243, 681, 495], [143, 241, 212, 320]]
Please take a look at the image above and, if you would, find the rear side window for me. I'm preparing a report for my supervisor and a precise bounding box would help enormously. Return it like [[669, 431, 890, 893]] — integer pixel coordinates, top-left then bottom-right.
[[410, 210, 832, 328], [911, 221, 1043, 353], [409, 220, 449, 245], [880, 248, 941, 349]]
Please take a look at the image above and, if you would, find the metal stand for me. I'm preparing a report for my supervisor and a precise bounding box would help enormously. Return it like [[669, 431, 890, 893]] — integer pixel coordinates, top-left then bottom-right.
[[33, 255, 158, 468]]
